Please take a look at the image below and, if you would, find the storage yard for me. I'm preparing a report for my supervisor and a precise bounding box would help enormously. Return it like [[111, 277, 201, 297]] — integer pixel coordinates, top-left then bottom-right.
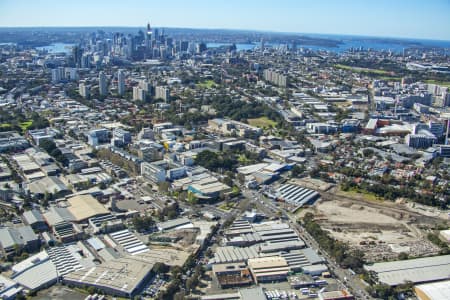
[[300, 198, 442, 261]]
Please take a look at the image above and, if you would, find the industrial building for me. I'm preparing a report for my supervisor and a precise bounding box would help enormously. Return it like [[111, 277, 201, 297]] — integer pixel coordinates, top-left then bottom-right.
[[212, 263, 253, 288], [66, 194, 109, 222], [0, 226, 40, 258], [107, 229, 149, 255], [247, 256, 290, 283], [27, 176, 71, 198], [0, 131, 29, 153], [319, 290, 355, 300], [414, 280, 450, 300], [0, 275, 22, 300], [364, 255, 450, 286], [157, 217, 192, 231], [63, 256, 154, 298], [275, 184, 320, 211], [11, 251, 58, 293], [211, 246, 260, 264], [188, 177, 231, 199]]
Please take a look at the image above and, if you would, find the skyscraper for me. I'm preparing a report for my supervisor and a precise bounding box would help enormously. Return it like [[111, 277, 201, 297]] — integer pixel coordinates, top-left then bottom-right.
[[146, 22, 152, 48], [99, 71, 107, 96], [117, 69, 125, 96], [72, 45, 83, 68]]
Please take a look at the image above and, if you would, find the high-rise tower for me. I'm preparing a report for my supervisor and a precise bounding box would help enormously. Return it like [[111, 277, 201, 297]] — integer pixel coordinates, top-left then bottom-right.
[[99, 71, 107, 96], [117, 69, 125, 96]]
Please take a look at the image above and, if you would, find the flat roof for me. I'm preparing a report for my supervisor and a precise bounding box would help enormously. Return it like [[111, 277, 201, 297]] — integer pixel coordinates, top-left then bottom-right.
[[239, 286, 267, 300], [66, 194, 109, 222], [248, 256, 288, 270], [64, 256, 153, 295]]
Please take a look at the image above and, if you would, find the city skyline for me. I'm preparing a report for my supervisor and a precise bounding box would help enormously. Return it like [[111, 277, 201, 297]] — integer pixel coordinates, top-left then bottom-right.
[[1, 0, 450, 41]]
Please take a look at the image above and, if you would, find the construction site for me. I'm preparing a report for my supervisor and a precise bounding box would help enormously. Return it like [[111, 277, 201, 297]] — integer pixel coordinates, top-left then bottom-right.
[[299, 193, 445, 262]]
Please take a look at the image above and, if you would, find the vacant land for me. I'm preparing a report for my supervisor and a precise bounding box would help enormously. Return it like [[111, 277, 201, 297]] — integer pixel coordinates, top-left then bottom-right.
[[300, 198, 441, 262], [247, 116, 277, 128]]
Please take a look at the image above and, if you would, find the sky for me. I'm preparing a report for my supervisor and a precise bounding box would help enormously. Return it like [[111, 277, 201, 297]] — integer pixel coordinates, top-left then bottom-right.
[[0, 0, 449, 40]]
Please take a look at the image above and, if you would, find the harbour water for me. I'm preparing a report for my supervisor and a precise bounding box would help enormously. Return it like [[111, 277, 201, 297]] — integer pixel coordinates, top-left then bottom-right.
[[33, 36, 450, 55], [36, 43, 75, 53]]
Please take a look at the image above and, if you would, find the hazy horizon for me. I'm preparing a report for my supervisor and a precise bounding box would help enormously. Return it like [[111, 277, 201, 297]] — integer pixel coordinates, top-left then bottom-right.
[[1, 0, 449, 41]]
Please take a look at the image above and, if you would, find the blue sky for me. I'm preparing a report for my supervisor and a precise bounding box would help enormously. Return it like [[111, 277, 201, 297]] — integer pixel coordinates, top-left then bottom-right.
[[1, 0, 449, 40]]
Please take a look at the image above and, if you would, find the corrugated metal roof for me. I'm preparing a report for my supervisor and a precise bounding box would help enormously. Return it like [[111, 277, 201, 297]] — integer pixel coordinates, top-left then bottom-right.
[[365, 255, 450, 286], [12, 260, 57, 291]]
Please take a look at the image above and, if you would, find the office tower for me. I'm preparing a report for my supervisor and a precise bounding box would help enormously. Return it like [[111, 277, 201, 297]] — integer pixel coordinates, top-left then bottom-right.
[[179, 41, 189, 52], [72, 45, 83, 68], [125, 35, 134, 58], [99, 71, 107, 96], [81, 54, 91, 68], [117, 69, 125, 96], [196, 42, 207, 54], [146, 22, 152, 48]]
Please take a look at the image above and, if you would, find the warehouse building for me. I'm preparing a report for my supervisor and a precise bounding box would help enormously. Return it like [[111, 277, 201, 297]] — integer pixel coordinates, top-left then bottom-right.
[[157, 217, 192, 231], [211, 246, 260, 264], [414, 280, 450, 300], [63, 256, 154, 298], [0, 274, 22, 300], [108, 229, 149, 255], [364, 255, 450, 286], [281, 248, 325, 271], [27, 176, 71, 198], [276, 184, 320, 211], [11, 251, 58, 293], [0, 226, 40, 258], [22, 209, 48, 232], [319, 290, 355, 300], [66, 194, 109, 222]]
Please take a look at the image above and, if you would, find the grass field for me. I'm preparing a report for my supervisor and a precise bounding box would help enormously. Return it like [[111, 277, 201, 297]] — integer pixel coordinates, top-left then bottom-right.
[[337, 188, 383, 203], [197, 80, 216, 89], [334, 64, 391, 75], [247, 116, 277, 128]]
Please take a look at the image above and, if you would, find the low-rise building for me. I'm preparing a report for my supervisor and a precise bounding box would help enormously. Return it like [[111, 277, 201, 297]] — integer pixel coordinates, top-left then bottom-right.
[[0, 226, 40, 258], [247, 256, 290, 284]]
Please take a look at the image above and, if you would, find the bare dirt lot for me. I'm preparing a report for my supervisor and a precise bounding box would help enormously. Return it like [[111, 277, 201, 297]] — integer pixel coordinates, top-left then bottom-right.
[[300, 198, 443, 262]]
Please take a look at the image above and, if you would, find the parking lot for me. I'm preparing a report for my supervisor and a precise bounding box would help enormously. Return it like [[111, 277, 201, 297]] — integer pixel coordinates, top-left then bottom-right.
[[142, 275, 167, 298]]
